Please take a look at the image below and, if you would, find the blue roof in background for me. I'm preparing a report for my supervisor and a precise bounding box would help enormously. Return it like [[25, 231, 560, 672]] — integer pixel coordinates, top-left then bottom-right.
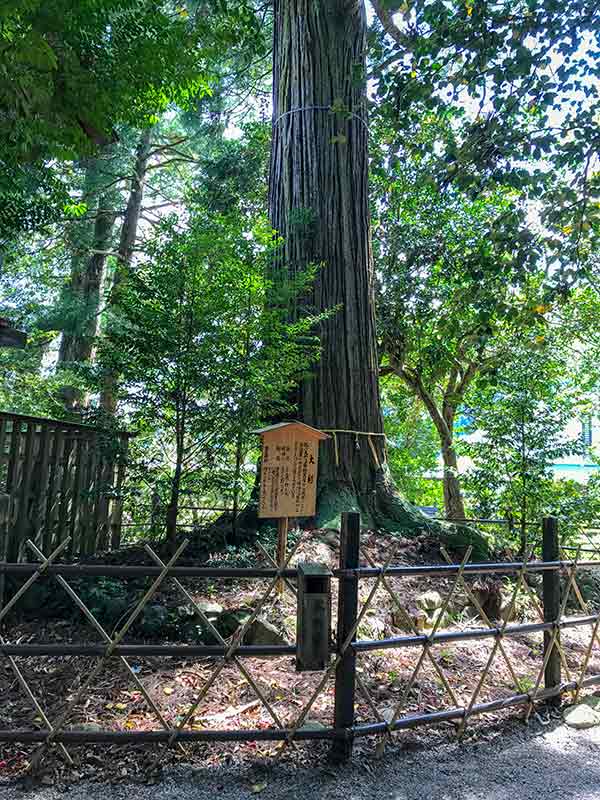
[[552, 463, 600, 471]]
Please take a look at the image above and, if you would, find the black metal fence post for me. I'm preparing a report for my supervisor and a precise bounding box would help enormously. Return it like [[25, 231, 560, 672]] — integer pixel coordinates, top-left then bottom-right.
[[542, 515, 561, 705], [331, 511, 360, 762], [0, 494, 10, 613]]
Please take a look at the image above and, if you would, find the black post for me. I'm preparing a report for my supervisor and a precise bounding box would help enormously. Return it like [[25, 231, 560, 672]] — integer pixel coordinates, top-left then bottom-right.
[[331, 511, 360, 762], [542, 516, 561, 705], [0, 494, 9, 613]]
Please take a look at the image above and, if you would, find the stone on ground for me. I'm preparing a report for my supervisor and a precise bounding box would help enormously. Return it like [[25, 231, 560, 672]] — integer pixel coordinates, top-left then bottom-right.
[[244, 618, 288, 646], [391, 604, 427, 632], [214, 609, 287, 645], [298, 719, 326, 731], [582, 694, 600, 710], [196, 600, 224, 618], [425, 607, 450, 630], [563, 703, 600, 729], [215, 608, 253, 638], [416, 590, 443, 612]]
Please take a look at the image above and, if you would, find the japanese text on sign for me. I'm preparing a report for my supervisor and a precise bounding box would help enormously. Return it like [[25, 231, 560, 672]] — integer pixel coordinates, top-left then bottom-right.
[[258, 432, 319, 518]]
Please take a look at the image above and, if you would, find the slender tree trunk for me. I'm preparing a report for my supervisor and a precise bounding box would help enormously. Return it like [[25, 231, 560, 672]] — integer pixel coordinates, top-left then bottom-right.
[[440, 437, 466, 520], [166, 403, 186, 548], [58, 194, 117, 410], [115, 128, 153, 273], [100, 128, 153, 415], [166, 458, 183, 547], [150, 488, 163, 536], [519, 415, 529, 554], [390, 359, 469, 522], [270, 0, 410, 527]]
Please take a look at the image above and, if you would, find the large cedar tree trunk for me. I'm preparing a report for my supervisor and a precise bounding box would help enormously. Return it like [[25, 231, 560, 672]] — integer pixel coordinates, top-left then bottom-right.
[[269, 0, 415, 527]]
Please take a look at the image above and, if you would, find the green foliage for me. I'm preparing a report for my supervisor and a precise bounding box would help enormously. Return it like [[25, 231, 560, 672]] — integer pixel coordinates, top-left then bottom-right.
[[0, 0, 260, 163], [12, 575, 130, 623], [381, 377, 443, 509], [2, 0, 598, 547], [0, 221, 83, 416], [373, 113, 545, 391], [371, 0, 600, 284], [0, 0, 263, 240], [77, 577, 130, 624], [194, 121, 271, 216], [0, 163, 70, 243], [549, 476, 600, 539], [462, 335, 590, 533], [373, 110, 550, 516], [0, 333, 79, 418], [95, 210, 322, 522]]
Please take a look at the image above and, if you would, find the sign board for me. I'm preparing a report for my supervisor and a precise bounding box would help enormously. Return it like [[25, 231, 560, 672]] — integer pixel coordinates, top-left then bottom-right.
[[254, 422, 329, 519]]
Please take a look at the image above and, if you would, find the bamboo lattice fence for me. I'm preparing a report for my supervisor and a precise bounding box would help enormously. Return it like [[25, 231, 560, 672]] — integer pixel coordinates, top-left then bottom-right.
[[0, 516, 600, 771], [0, 411, 131, 562]]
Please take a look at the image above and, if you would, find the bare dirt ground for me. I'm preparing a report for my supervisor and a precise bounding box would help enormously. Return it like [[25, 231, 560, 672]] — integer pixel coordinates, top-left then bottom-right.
[[2, 717, 600, 799], [1, 530, 599, 787]]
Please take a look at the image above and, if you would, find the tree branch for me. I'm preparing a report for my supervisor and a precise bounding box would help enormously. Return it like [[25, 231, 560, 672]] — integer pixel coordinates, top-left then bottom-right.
[[371, 0, 412, 49], [389, 353, 452, 442]]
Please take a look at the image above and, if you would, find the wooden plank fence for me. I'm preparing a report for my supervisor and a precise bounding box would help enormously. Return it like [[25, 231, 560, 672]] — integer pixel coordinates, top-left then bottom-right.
[[0, 411, 131, 561]]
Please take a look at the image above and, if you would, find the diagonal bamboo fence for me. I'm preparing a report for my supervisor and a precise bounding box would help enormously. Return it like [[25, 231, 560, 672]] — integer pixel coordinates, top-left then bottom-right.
[[1, 516, 600, 772]]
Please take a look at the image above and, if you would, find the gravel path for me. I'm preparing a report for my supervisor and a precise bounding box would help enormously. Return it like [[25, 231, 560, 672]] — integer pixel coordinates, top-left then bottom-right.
[[2, 721, 600, 799]]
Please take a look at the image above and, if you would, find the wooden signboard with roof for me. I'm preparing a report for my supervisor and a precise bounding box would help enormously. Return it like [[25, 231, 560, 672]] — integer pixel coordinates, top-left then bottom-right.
[[253, 422, 329, 591]]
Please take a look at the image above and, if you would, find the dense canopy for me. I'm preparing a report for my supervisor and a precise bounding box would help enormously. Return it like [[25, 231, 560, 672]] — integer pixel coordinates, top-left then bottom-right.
[[1, 0, 598, 544]]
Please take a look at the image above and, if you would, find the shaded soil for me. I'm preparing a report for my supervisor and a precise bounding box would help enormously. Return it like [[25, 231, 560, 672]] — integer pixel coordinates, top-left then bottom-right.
[[1, 529, 598, 787], [3, 718, 599, 800]]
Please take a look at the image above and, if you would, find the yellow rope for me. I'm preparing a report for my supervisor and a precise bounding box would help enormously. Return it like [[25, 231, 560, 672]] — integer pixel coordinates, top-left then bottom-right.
[[321, 429, 386, 467], [321, 429, 386, 436], [367, 435, 380, 468], [332, 432, 339, 466]]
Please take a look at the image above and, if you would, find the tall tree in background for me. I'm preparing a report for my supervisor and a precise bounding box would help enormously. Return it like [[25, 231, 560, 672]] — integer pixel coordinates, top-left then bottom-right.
[[372, 115, 545, 519], [462, 337, 587, 550], [100, 213, 321, 545], [99, 128, 153, 415], [270, 0, 418, 527], [0, 0, 263, 245], [368, 1, 599, 519], [57, 155, 118, 409]]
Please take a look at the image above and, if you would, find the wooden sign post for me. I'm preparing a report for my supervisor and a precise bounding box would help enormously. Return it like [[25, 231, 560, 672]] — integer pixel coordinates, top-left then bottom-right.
[[254, 422, 329, 593]]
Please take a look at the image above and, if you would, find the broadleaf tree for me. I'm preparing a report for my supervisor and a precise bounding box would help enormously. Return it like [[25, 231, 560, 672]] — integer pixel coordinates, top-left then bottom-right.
[[462, 334, 590, 549], [370, 0, 600, 286], [0, 0, 263, 242], [374, 114, 546, 518]]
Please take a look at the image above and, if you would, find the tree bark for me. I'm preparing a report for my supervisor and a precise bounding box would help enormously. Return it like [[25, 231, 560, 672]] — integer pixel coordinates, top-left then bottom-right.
[[440, 436, 466, 520], [270, 0, 398, 526], [165, 457, 183, 547], [58, 193, 117, 410], [100, 128, 153, 415], [388, 352, 470, 521], [114, 128, 153, 274]]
